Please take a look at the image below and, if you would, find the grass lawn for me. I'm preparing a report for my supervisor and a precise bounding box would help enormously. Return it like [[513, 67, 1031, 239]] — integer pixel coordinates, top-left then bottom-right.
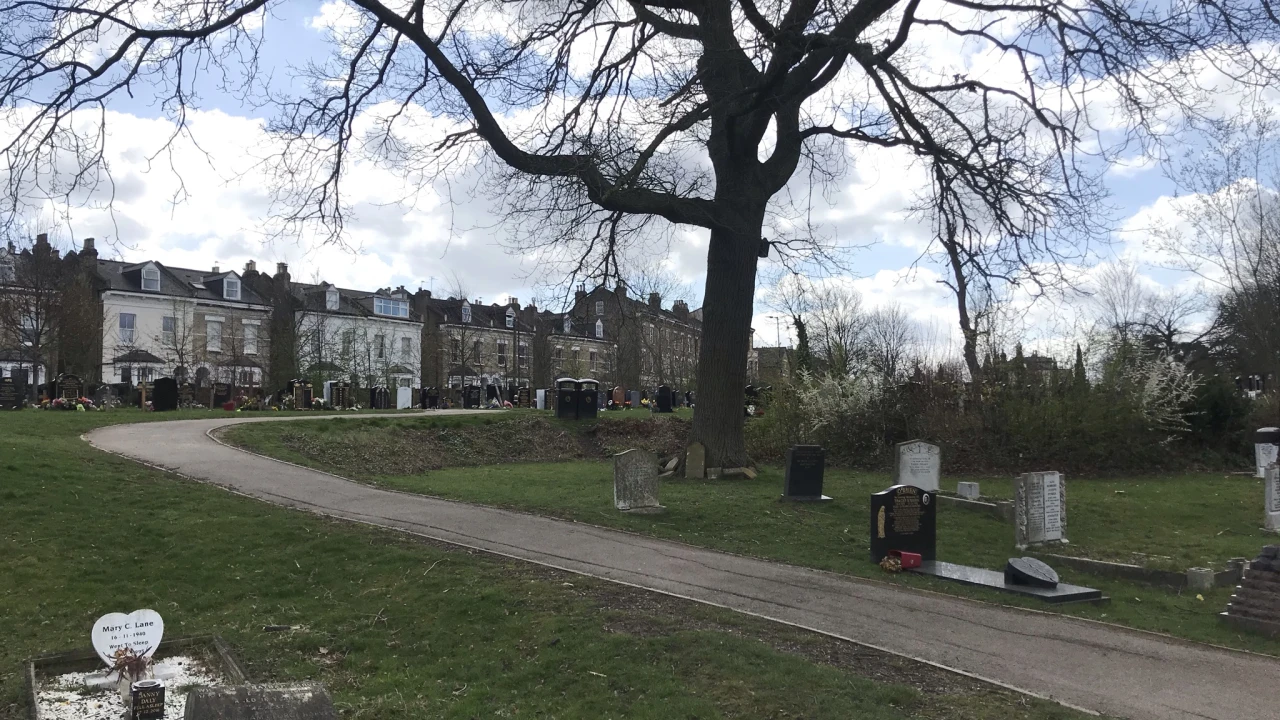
[[223, 413, 1280, 656], [0, 409, 1090, 720]]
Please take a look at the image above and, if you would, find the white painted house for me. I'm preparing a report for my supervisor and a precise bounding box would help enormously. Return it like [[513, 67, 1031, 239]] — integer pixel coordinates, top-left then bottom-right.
[[293, 282, 422, 389], [96, 259, 272, 387]]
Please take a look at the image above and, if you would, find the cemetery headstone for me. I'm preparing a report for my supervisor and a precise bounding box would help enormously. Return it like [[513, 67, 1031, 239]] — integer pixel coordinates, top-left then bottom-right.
[[1014, 471, 1067, 549], [332, 382, 351, 409], [92, 609, 165, 666], [611, 386, 624, 408], [685, 442, 706, 479], [1004, 557, 1059, 588], [183, 683, 338, 720], [1221, 544, 1280, 638], [535, 388, 546, 410], [894, 440, 941, 493], [131, 679, 166, 720], [179, 383, 195, 406], [1257, 428, 1280, 478], [656, 385, 673, 412], [1266, 464, 1279, 533], [213, 382, 233, 407], [517, 387, 532, 408], [58, 373, 82, 401], [869, 485, 936, 563], [629, 390, 641, 408], [151, 377, 179, 412], [0, 377, 20, 409], [613, 449, 663, 513], [464, 385, 481, 408], [957, 481, 980, 500], [782, 445, 831, 501], [291, 381, 313, 409], [396, 386, 412, 409]]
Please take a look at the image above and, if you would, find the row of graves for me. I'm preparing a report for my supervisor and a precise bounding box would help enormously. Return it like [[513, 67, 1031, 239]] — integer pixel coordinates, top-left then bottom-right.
[[30, 607, 339, 720]]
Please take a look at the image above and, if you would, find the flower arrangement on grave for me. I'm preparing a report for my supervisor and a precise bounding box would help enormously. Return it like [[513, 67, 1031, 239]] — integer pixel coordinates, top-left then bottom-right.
[[106, 645, 154, 703]]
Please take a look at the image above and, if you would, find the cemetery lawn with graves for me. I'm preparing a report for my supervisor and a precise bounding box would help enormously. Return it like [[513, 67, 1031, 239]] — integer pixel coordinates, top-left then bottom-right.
[[223, 411, 1280, 656], [0, 409, 1091, 720]]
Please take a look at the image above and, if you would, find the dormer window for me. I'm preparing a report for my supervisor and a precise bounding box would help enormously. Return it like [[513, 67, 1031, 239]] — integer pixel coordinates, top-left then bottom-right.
[[142, 265, 160, 291], [461, 303, 472, 323], [325, 288, 339, 311], [505, 309, 515, 328], [563, 315, 571, 333], [224, 276, 241, 300], [595, 319, 604, 339], [374, 296, 409, 317]]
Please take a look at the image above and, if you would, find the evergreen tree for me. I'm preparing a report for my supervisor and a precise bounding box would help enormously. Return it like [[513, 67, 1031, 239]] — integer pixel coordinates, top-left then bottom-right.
[[792, 315, 813, 377]]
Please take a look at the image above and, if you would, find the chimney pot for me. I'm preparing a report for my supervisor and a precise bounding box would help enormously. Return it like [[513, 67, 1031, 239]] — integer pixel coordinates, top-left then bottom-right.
[[244, 260, 256, 273], [36, 233, 47, 244], [276, 262, 288, 275], [83, 237, 95, 251]]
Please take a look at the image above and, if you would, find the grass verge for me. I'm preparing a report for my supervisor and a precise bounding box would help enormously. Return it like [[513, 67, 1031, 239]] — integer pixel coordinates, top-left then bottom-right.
[[1, 409, 1087, 719], [223, 413, 1280, 656]]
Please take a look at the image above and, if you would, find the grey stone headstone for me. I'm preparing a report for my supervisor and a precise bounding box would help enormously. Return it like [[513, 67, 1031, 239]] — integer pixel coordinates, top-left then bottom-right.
[[956, 481, 980, 500], [614, 449, 662, 513], [685, 442, 705, 479], [184, 683, 337, 720], [1265, 464, 1279, 533], [894, 440, 941, 492], [1014, 471, 1067, 548]]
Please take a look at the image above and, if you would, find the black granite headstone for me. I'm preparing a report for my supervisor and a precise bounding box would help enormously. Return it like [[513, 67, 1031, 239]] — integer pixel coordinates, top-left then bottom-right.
[[869, 484, 936, 562], [57, 373, 82, 401], [0, 377, 20, 409], [656, 385, 673, 413], [213, 382, 233, 406], [1005, 557, 1059, 588], [131, 679, 165, 720], [183, 683, 337, 720], [782, 445, 829, 501], [151, 377, 179, 412]]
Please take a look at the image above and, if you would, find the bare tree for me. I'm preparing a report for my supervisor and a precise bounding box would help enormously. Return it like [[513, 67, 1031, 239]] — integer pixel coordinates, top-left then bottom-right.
[[4, 0, 1280, 465], [0, 233, 65, 394], [864, 304, 917, 383], [157, 299, 198, 383]]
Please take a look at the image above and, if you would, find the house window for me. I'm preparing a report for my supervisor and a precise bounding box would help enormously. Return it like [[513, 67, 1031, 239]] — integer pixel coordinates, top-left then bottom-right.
[[497, 340, 507, 367], [472, 340, 483, 363], [162, 316, 175, 345], [554, 346, 563, 363], [505, 310, 515, 328], [206, 321, 222, 352], [595, 319, 604, 339], [375, 334, 385, 359], [326, 289, 339, 311], [572, 348, 580, 363], [461, 303, 472, 323], [590, 350, 598, 371], [401, 337, 411, 357], [342, 329, 354, 356], [119, 313, 136, 344], [563, 315, 571, 333], [451, 337, 461, 363], [142, 266, 160, 291], [120, 366, 131, 384], [243, 324, 258, 355], [374, 297, 409, 317], [595, 300, 604, 315], [518, 342, 528, 368], [224, 277, 241, 300]]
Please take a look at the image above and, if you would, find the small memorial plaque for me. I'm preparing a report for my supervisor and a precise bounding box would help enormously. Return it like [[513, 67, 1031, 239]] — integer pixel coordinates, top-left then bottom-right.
[[183, 683, 338, 720], [869, 485, 936, 563], [894, 440, 941, 493], [92, 609, 164, 665], [132, 679, 166, 720], [1015, 471, 1067, 548], [782, 445, 830, 501], [0, 377, 20, 409]]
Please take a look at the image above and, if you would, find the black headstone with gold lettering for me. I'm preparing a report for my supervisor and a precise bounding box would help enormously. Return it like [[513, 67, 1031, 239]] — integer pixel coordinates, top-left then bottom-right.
[[131, 679, 165, 720], [0, 377, 20, 409], [183, 682, 338, 720], [57, 373, 82, 402], [869, 484, 936, 563]]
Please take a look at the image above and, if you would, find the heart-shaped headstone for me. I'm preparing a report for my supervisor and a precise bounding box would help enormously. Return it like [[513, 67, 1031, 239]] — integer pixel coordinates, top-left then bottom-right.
[[91, 609, 164, 666]]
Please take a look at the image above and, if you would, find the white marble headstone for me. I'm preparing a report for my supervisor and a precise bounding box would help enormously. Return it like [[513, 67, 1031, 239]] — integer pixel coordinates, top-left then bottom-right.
[[1015, 471, 1067, 548], [1257, 429, 1279, 478], [1266, 464, 1280, 533], [895, 440, 941, 492], [92, 609, 164, 665]]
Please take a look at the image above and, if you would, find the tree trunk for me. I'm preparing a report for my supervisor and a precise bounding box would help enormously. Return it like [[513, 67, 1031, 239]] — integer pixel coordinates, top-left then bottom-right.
[[691, 225, 760, 468]]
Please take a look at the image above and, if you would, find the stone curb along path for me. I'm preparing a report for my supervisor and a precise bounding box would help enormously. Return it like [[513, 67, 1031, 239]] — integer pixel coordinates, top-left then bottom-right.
[[86, 413, 1280, 720]]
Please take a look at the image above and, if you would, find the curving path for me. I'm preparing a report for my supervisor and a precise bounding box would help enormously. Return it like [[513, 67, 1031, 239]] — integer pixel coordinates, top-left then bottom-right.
[[87, 413, 1280, 720]]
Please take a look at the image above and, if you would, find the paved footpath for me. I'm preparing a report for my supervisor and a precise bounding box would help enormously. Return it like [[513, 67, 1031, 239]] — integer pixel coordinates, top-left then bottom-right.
[[86, 413, 1280, 720]]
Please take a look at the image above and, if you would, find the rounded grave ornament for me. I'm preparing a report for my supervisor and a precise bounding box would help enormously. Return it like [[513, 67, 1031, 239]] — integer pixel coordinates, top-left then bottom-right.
[[1004, 557, 1059, 588], [91, 609, 164, 666]]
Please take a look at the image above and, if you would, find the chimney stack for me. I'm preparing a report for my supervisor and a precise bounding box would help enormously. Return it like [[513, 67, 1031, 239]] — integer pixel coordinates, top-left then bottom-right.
[[648, 292, 661, 309], [244, 260, 256, 274], [212, 265, 220, 274], [508, 297, 519, 307], [275, 262, 288, 276], [673, 299, 688, 320], [36, 233, 48, 245], [81, 237, 98, 262]]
